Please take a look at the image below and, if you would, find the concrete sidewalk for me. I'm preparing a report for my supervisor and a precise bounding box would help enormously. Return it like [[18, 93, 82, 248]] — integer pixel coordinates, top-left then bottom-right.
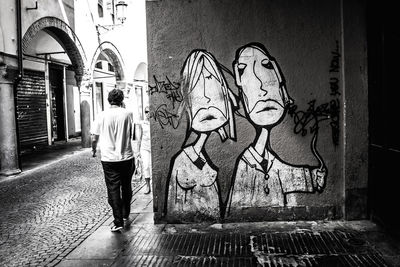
[[56, 186, 400, 267]]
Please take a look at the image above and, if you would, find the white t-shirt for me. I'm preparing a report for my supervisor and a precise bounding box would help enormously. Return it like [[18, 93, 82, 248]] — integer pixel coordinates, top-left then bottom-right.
[[91, 107, 135, 162]]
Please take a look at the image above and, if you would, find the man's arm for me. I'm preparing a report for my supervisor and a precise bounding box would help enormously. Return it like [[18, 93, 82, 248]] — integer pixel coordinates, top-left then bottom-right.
[[91, 134, 99, 157]]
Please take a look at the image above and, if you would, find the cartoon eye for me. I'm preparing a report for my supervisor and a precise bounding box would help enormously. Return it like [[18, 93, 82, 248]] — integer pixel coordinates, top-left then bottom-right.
[[261, 59, 274, 69], [237, 63, 247, 76], [205, 75, 212, 80]]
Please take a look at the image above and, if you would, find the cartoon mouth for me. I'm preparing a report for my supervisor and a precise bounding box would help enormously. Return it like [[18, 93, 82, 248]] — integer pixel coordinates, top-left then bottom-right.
[[256, 106, 277, 113], [251, 99, 283, 114], [200, 115, 217, 121]]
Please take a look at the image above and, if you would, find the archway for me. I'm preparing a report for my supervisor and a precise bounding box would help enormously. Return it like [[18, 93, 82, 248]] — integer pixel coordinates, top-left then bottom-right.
[[90, 42, 125, 121], [19, 17, 87, 153], [22, 17, 87, 83], [90, 41, 125, 82]]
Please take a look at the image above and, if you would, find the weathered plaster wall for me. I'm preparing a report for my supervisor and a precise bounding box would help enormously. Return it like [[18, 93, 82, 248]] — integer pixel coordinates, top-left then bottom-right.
[[0, 0, 75, 61], [147, 0, 366, 223]]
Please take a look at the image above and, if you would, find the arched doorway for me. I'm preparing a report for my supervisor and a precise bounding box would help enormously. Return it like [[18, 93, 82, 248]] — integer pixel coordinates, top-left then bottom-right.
[[19, 17, 86, 152], [90, 42, 125, 121]]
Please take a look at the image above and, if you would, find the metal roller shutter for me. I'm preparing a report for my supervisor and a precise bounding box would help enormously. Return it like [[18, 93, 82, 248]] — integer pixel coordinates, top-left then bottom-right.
[[16, 70, 48, 150]]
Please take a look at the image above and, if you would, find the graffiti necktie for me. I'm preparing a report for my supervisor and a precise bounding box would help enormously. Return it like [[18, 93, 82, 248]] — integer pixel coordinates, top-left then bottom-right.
[[260, 158, 269, 173], [260, 158, 270, 194], [193, 157, 205, 170]]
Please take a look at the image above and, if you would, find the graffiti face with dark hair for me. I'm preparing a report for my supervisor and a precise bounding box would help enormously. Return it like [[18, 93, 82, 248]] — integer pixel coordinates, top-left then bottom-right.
[[234, 45, 290, 127]]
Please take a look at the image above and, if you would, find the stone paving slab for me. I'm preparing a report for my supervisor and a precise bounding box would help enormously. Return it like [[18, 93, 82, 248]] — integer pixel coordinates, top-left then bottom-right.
[[56, 259, 114, 267]]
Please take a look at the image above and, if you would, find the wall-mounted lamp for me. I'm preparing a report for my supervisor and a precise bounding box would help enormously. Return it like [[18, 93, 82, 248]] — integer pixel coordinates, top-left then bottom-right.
[[97, 1, 128, 31], [115, 1, 128, 24]]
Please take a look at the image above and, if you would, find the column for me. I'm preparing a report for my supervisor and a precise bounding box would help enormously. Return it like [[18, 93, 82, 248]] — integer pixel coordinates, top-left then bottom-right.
[[77, 73, 92, 148], [0, 65, 21, 176]]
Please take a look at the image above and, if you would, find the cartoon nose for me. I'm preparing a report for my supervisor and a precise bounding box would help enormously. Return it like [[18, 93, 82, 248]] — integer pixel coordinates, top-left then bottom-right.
[[254, 70, 268, 95], [257, 80, 268, 97], [203, 84, 212, 103], [260, 83, 269, 95]]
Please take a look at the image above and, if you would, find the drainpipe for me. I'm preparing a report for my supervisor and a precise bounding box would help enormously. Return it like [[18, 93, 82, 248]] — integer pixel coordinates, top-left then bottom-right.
[[14, 0, 23, 169], [16, 0, 23, 80]]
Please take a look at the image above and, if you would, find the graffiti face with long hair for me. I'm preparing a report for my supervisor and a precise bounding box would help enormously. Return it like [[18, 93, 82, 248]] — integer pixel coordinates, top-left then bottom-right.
[[183, 51, 228, 133], [234, 45, 288, 127]]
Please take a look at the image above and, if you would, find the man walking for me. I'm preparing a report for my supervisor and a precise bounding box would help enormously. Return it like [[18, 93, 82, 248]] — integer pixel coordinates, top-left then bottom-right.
[[91, 88, 138, 232]]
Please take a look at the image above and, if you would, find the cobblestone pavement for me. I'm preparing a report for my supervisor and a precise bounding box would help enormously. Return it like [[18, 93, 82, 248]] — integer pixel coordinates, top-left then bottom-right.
[[0, 150, 143, 267]]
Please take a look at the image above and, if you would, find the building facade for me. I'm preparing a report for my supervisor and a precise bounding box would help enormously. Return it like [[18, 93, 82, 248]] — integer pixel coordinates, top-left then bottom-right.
[[0, 0, 148, 175]]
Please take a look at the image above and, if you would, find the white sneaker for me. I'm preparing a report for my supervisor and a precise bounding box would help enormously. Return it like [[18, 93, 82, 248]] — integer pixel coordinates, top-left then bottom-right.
[[111, 225, 123, 232]]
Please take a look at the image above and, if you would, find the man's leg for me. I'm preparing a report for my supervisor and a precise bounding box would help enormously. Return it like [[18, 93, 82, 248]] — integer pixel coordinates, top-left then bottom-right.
[[121, 158, 134, 219], [102, 161, 124, 228]]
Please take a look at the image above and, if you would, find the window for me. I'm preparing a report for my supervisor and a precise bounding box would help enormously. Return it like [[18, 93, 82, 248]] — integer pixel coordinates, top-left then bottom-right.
[[95, 61, 102, 69], [98, 0, 104, 18], [106, 0, 116, 24], [108, 63, 114, 72]]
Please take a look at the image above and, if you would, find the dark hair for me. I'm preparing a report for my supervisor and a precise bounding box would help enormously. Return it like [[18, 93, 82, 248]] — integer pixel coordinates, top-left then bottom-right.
[[108, 89, 124, 105]]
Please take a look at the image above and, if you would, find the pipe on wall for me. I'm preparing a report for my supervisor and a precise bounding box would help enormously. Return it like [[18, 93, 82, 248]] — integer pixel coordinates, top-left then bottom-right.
[[14, 0, 23, 169], [16, 0, 23, 79]]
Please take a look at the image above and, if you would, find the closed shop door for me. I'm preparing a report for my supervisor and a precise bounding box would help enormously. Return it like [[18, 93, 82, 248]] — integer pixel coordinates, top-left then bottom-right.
[[16, 70, 47, 151]]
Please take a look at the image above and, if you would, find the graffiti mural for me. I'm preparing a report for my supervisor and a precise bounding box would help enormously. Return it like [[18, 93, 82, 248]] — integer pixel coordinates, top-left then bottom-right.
[[165, 50, 237, 221], [227, 43, 327, 213], [157, 42, 334, 221]]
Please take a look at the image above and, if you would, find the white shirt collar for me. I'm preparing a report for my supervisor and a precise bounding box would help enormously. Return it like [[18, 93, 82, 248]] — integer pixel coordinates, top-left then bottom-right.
[[242, 146, 274, 172]]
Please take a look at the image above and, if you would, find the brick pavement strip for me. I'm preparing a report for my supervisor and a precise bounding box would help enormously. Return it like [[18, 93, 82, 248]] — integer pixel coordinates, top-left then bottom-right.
[[0, 151, 142, 267]]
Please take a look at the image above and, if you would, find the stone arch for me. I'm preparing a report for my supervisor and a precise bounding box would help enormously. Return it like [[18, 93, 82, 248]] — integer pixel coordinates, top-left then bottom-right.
[[22, 16, 87, 85], [90, 41, 125, 81]]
